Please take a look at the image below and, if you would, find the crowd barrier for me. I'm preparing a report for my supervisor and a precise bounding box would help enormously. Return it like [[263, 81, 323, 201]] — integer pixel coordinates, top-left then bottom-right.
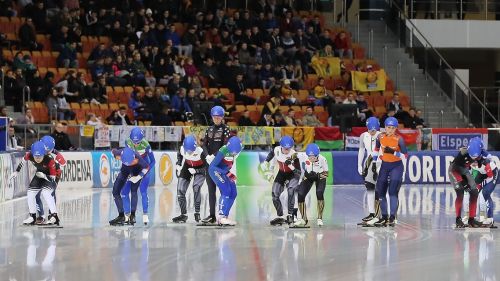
[[2, 150, 499, 203]]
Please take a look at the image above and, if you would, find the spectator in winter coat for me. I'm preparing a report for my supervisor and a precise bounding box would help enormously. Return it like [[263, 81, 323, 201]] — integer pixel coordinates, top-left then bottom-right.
[[57, 42, 79, 68], [51, 122, 75, 151]]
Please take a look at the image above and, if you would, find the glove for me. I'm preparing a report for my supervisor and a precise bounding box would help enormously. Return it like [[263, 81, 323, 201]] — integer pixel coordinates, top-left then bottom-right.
[[227, 172, 237, 182], [319, 172, 328, 179], [284, 159, 292, 166], [8, 171, 18, 181], [357, 165, 363, 176], [35, 172, 49, 181], [188, 168, 196, 175], [383, 147, 396, 154], [305, 171, 318, 180], [206, 154, 215, 164], [176, 165, 182, 176], [128, 175, 143, 183]]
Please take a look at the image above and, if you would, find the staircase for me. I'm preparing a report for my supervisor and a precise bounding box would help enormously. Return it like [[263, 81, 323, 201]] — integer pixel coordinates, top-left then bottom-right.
[[348, 20, 467, 128]]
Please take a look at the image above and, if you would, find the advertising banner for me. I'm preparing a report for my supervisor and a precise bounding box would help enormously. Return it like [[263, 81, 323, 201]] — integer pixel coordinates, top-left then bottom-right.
[[432, 128, 488, 151], [58, 152, 93, 188]]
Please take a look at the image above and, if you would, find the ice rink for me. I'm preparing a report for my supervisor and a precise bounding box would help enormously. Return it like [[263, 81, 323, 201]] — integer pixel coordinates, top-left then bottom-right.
[[1, 184, 500, 281]]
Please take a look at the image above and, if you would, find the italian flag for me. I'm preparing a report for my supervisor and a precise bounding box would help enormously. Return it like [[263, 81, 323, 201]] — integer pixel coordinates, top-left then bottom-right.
[[314, 127, 344, 150]]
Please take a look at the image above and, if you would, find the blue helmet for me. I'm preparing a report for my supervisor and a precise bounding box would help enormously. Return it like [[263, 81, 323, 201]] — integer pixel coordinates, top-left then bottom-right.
[[227, 136, 243, 155], [384, 117, 398, 128], [211, 106, 225, 117], [40, 135, 55, 153], [366, 117, 380, 131], [121, 147, 137, 166], [183, 135, 197, 152], [305, 143, 320, 157], [31, 141, 46, 158], [279, 136, 294, 149], [469, 137, 484, 150], [467, 141, 482, 158], [130, 127, 145, 144]]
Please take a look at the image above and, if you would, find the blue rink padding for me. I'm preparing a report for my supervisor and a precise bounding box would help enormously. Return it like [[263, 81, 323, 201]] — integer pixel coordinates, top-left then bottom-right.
[[332, 151, 500, 185]]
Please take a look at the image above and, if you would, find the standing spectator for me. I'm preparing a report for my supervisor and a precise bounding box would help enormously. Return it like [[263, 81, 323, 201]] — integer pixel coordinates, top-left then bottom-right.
[[142, 87, 161, 121], [334, 31, 353, 59], [27, 69, 45, 101], [90, 75, 107, 104], [51, 25, 69, 52], [238, 110, 255, 126], [51, 122, 75, 150], [302, 106, 323, 127], [18, 18, 43, 51], [261, 96, 281, 117], [56, 86, 76, 120], [7, 126, 23, 151]]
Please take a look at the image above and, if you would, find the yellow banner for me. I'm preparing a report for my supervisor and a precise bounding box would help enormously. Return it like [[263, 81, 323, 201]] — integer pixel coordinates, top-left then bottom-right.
[[311, 56, 341, 77], [81, 125, 95, 137], [183, 126, 274, 145], [351, 69, 387, 92], [280, 127, 315, 151]]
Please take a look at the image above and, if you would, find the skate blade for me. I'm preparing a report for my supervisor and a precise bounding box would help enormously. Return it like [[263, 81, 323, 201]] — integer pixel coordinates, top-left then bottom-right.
[[289, 225, 310, 229], [196, 223, 218, 227], [38, 224, 63, 228]]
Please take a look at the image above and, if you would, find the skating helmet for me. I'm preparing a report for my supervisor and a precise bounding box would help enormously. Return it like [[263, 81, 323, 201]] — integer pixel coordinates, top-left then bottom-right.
[[183, 135, 197, 152], [121, 147, 137, 166], [279, 136, 294, 149], [305, 143, 320, 157], [129, 127, 145, 144], [31, 141, 46, 158], [468, 137, 484, 150], [384, 117, 398, 128], [366, 117, 380, 131], [467, 141, 481, 159], [210, 106, 225, 117], [227, 136, 243, 155], [41, 135, 55, 153]]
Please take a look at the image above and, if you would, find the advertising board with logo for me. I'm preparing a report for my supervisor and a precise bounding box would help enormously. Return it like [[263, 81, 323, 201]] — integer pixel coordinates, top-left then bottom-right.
[[154, 152, 177, 186], [58, 152, 93, 188], [432, 128, 488, 151]]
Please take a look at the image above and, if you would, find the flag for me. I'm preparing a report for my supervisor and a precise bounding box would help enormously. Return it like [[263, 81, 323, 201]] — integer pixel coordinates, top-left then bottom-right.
[[396, 129, 419, 151], [311, 56, 341, 77], [351, 70, 387, 92], [281, 127, 315, 151], [345, 127, 367, 150], [315, 127, 344, 150]]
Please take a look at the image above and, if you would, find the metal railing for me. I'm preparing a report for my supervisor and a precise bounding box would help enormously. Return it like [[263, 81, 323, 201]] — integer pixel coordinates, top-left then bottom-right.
[[404, 0, 499, 20], [468, 87, 500, 127], [383, 0, 499, 126]]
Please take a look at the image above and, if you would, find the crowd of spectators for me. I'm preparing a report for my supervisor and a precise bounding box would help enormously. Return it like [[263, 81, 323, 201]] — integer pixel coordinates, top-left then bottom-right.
[[0, 0, 424, 130]]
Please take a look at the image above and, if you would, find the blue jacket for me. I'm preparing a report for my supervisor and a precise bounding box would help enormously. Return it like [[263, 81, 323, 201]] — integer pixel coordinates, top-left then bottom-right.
[[171, 95, 192, 112]]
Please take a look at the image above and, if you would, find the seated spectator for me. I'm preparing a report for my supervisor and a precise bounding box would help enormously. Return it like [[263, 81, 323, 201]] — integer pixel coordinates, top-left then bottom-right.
[[7, 126, 23, 151], [128, 90, 146, 120], [51, 122, 75, 151], [387, 93, 408, 122], [171, 88, 192, 121], [281, 79, 297, 105], [57, 42, 79, 68], [404, 107, 425, 129], [201, 57, 220, 87], [273, 113, 287, 127], [260, 63, 276, 89], [356, 93, 373, 122], [46, 88, 59, 121], [257, 112, 275, 126], [56, 86, 76, 120], [261, 96, 281, 118], [284, 109, 302, 127], [27, 69, 45, 102], [238, 110, 255, 126], [416, 109, 425, 127], [343, 92, 357, 105], [231, 74, 256, 105], [16, 108, 37, 134], [86, 112, 103, 126], [90, 75, 108, 104], [151, 106, 173, 126], [18, 18, 43, 51], [142, 87, 162, 121], [334, 31, 353, 59], [106, 107, 132, 125], [13, 52, 36, 73], [313, 77, 333, 106], [302, 106, 323, 127], [318, 44, 335, 57]]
